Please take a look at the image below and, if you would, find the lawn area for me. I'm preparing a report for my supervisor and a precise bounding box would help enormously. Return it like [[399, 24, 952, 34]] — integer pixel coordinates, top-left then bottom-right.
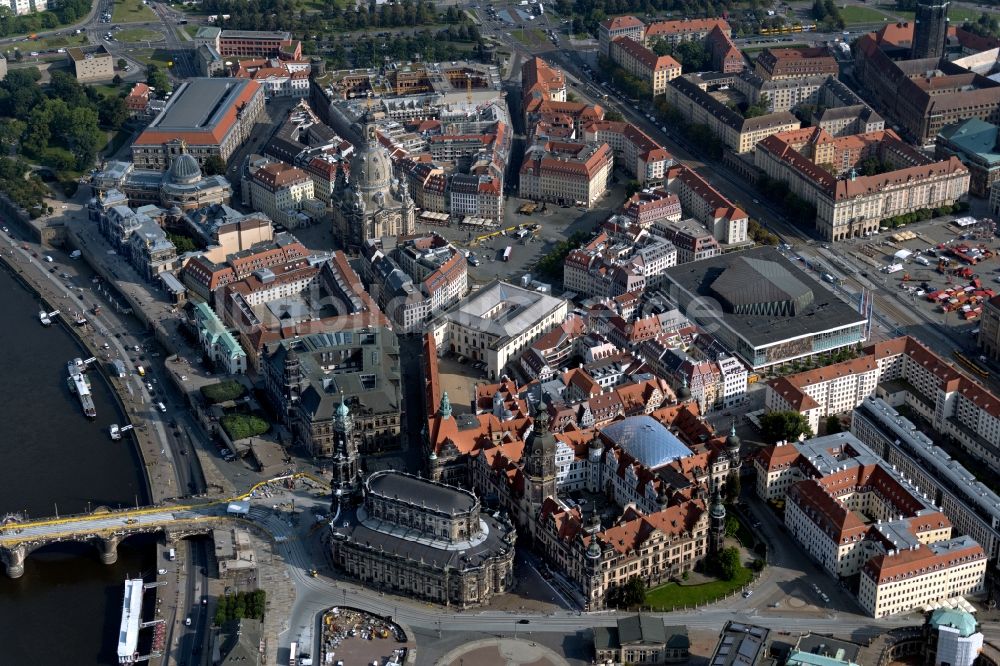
[[131, 48, 175, 69], [646, 566, 754, 609], [92, 83, 124, 98], [876, 4, 915, 19], [839, 5, 892, 23], [221, 413, 270, 441], [512, 27, 548, 47], [202, 380, 247, 404], [112, 0, 158, 24], [116, 28, 164, 42], [948, 6, 1000, 23], [8, 34, 88, 52]]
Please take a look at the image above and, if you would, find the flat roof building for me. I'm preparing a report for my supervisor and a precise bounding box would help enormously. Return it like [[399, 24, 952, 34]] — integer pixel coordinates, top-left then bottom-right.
[[660, 246, 867, 370], [132, 78, 265, 170], [935, 118, 1000, 197], [430, 280, 568, 381], [67, 45, 114, 83], [709, 622, 772, 666]]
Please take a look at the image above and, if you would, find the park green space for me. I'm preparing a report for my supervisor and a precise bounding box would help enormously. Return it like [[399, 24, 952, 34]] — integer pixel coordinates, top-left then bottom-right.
[[646, 566, 754, 609], [839, 5, 892, 23], [112, 0, 158, 24], [512, 27, 548, 47]]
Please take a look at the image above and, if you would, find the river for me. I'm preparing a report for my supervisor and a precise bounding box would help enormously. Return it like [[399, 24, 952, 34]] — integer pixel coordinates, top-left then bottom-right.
[[0, 263, 154, 665]]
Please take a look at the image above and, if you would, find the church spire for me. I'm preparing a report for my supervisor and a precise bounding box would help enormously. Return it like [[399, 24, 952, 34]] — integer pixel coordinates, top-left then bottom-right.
[[440, 391, 452, 419]]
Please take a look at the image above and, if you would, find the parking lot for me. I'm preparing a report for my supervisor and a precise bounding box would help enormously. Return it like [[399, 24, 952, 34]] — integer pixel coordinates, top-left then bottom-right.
[[418, 177, 630, 289], [833, 217, 999, 333], [781, 215, 1000, 345]]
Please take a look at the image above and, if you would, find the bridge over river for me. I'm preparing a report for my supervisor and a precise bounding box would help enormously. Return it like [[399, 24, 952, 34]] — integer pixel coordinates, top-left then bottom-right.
[[0, 473, 327, 578]]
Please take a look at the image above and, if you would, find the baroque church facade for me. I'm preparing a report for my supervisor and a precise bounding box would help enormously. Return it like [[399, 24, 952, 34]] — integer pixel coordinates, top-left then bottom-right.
[[331, 114, 416, 249]]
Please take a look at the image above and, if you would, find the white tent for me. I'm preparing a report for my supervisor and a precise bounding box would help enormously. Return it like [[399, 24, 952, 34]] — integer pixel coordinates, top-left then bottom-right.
[[894, 249, 913, 261]]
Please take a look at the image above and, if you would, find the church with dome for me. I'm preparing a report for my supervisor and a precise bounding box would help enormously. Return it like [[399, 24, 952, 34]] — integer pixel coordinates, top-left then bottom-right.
[[331, 114, 415, 250], [92, 150, 232, 212]]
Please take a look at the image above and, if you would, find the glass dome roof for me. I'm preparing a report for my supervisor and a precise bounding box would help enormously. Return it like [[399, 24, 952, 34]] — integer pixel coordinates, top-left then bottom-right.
[[602, 415, 692, 469]]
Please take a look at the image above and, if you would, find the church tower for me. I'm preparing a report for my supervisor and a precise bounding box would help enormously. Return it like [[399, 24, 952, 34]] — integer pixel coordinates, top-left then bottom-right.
[[709, 474, 727, 555], [524, 406, 557, 512], [725, 422, 741, 468], [281, 347, 303, 422], [912, 0, 949, 60], [331, 393, 360, 494]]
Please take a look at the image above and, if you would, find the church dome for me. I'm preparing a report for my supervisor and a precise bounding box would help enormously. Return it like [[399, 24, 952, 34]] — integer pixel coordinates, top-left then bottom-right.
[[167, 153, 202, 185], [349, 118, 394, 195]]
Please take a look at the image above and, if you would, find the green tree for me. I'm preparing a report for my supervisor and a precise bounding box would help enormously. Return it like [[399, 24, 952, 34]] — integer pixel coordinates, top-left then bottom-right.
[[725, 515, 740, 538], [725, 472, 741, 504], [146, 64, 171, 96], [0, 118, 25, 150], [759, 410, 813, 444], [118, 58, 127, 70], [607, 575, 646, 608], [98, 95, 128, 131], [825, 415, 843, 434], [718, 546, 741, 581], [605, 109, 624, 122], [203, 155, 227, 176], [168, 232, 198, 253], [48, 70, 88, 108]]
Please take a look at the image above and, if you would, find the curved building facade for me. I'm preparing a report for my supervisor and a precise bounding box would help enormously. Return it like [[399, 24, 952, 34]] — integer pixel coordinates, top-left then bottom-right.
[[329, 471, 516, 607], [331, 114, 415, 249]]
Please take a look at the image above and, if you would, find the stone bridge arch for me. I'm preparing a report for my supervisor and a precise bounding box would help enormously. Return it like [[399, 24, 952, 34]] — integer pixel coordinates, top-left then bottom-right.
[[0, 516, 226, 578]]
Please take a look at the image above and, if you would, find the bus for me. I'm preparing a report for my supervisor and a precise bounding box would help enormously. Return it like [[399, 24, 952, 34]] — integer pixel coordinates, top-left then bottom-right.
[[502, 246, 512, 262]]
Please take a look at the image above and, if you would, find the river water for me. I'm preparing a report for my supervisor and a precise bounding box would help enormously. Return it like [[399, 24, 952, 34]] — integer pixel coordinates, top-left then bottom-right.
[[0, 263, 154, 665]]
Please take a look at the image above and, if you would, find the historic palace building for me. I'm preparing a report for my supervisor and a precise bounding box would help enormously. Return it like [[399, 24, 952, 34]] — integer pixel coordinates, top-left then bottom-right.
[[328, 471, 516, 607]]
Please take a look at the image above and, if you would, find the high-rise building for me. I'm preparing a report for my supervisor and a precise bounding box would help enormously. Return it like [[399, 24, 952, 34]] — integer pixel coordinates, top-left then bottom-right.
[[912, 0, 950, 59]]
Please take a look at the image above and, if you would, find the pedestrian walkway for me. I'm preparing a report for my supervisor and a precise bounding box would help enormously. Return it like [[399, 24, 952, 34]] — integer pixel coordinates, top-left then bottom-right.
[[435, 638, 570, 666]]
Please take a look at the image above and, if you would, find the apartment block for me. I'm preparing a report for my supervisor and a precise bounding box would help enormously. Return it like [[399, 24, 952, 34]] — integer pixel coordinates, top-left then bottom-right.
[[648, 219, 721, 263], [519, 140, 613, 208], [581, 121, 674, 184], [765, 355, 882, 434], [852, 396, 1000, 562], [598, 15, 645, 56], [755, 128, 969, 241], [666, 74, 801, 154], [609, 37, 681, 97], [754, 47, 838, 81], [665, 165, 748, 245], [755, 433, 985, 617]]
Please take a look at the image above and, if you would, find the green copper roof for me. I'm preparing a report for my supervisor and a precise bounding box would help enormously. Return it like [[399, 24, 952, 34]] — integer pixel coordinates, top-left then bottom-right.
[[938, 118, 1000, 166], [929, 608, 978, 638]]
